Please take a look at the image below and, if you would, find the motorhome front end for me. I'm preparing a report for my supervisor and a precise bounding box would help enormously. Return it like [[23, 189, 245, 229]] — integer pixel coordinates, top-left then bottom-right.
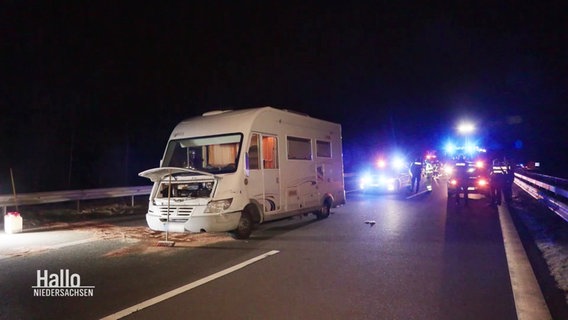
[[139, 107, 345, 239]]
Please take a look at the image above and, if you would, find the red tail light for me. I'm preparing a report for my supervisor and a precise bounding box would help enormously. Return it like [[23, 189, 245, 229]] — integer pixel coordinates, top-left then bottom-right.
[[450, 179, 458, 185], [478, 179, 487, 187]]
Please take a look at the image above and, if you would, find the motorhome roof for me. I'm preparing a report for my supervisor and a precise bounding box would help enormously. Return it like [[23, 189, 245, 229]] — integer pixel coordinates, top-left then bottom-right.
[[170, 107, 337, 140], [199, 106, 309, 118], [198, 106, 310, 118]]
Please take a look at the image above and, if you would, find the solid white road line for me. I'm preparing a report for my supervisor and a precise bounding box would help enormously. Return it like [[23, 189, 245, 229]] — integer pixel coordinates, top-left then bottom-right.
[[0, 237, 99, 261], [406, 189, 429, 199], [47, 237, 99, 249], [100, 250, 280, 320], [499, 204, 552, 320]]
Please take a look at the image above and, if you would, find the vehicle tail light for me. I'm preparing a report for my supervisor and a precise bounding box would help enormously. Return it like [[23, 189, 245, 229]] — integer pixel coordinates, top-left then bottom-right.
[[478, 179, 488, 187], [450, 179, 458, 185]]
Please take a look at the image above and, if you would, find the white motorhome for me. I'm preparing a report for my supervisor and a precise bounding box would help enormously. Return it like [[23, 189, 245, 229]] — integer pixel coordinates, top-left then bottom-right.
[[139, 107, 345, 239]]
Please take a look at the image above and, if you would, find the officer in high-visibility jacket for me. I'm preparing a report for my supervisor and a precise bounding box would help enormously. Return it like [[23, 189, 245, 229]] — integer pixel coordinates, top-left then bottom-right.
[[489, 159, 507, 205], [409, 158, 423, 193], [503, 158, 514, 203], [454, 156, 470, 204]]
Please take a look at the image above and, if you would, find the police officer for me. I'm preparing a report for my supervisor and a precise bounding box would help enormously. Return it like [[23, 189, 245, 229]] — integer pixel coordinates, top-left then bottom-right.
[[489, 159, 506, 205], [409, 158, 423, 193], [503, 158, 514, 203], [454, 155, 470, 205]]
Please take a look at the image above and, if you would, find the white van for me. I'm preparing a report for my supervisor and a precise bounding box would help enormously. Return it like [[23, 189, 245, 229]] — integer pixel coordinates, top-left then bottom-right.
[[139, 107, 345, 239]]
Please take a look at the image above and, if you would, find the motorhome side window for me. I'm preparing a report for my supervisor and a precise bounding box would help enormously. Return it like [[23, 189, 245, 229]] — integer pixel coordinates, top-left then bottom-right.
[[248, 134, 278, 169], [162, 133, 242, 174], [316, 140, 332, 158], [287, 136, 312, 160]]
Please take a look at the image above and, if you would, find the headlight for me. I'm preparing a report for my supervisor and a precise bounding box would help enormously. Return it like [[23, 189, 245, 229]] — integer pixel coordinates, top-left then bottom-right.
[[204, 198, 233, 214], [360, 174, 372, 184], [392, 157, 405, 170]]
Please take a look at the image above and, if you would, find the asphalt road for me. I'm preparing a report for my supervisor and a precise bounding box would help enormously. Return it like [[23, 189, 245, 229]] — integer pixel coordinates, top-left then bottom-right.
[[0, 178, 545, 319]]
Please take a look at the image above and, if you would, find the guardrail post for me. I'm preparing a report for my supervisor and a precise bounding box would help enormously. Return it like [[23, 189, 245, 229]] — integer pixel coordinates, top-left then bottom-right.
[[1, 206, 4, 231], [76, 200, 81, 213], [131, 195, 134, 207]]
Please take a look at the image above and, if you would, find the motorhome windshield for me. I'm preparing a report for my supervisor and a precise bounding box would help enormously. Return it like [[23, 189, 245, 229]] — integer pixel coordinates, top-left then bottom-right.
[[163, 133, 242, 174]]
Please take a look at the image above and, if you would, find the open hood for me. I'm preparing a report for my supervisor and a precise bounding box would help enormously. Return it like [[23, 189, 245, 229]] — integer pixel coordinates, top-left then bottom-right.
[[138, 167, 217, 182]]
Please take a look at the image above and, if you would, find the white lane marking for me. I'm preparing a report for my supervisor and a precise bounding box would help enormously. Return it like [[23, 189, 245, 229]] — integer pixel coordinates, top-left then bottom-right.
[[47, 237, 99, 249], [0, 237, 99, 260], [100, 250, 280, 320], [406, 189, 429, 199], [498, 204, 552, 320]]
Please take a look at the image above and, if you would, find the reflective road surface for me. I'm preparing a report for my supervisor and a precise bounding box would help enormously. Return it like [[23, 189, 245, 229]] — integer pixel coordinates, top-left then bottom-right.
[[0, 178, 548, 319]]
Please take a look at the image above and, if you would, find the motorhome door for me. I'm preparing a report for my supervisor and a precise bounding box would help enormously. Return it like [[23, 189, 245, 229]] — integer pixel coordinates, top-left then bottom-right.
[[247, 133, 281, 213]]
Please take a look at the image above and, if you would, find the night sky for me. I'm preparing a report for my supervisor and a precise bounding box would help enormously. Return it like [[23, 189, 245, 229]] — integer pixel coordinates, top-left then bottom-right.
[[1, 2, 566, 193]]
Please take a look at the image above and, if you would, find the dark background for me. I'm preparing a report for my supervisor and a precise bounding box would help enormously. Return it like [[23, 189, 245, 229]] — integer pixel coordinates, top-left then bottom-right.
[[1, 1, 566, 193]]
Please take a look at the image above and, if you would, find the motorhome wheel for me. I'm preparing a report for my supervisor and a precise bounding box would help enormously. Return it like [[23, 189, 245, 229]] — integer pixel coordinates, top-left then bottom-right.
[[315, 200, 331, 220], [231, 210, 253, 239]]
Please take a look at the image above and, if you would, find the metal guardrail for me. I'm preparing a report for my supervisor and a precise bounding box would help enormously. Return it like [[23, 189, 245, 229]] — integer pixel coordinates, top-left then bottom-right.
[[0, 175, 360, 213], [0, 174, 355, 214], [2, 171, 566, 223], [0, 186, 152, 214], [514, 172, 568, 223], [0, 174, 357, 214]]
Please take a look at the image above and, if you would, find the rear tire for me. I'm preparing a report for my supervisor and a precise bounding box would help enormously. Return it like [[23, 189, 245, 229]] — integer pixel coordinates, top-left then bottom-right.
[[315, 200, 331, 220], [231, 209, 253, 239]]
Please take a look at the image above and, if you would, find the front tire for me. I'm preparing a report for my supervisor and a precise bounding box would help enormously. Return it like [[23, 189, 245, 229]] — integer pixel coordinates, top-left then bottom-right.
[[231, 210, 253, 239], [315, 200, 331, 220]]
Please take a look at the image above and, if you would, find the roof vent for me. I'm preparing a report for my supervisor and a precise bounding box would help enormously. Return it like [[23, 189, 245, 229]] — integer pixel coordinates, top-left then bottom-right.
[[282, 109, 310, 117], [202, 110, 232, 116]]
